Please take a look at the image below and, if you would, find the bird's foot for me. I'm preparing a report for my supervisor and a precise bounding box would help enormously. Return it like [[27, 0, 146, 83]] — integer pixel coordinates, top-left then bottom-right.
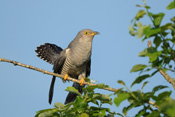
[[79, 78, 84, 86], [64, 74, 68, 81]]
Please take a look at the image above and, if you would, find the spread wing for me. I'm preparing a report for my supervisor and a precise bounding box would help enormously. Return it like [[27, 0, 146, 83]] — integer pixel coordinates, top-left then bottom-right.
[[35, 43, 63, 65]]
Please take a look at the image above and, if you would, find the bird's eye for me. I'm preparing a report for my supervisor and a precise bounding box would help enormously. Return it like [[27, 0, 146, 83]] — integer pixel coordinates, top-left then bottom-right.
[[84, 31, 89, 35]]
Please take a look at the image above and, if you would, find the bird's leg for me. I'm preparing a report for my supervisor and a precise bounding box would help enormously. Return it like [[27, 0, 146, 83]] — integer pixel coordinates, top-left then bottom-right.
[[78, 73, 85, 86], [79, 78, 85, 86], [64, 74, 68, 81]]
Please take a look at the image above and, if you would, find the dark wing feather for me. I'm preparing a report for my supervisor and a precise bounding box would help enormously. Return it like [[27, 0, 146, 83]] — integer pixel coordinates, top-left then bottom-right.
[[49, 49, 67, 104], [35, 43, 63, 65]]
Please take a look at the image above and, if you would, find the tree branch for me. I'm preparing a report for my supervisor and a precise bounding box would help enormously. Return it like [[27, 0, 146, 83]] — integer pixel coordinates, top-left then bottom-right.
[[147, 40, 175, 89], [148, 100, 159, 109], [0, 58, 120, 92], [0, 58, 158, 108], [157, 68, 175, 89]]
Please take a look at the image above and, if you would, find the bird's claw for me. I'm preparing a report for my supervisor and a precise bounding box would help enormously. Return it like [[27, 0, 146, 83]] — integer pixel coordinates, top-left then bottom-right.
[[64, 74, 68, 81], [80, 78, 84, 86]]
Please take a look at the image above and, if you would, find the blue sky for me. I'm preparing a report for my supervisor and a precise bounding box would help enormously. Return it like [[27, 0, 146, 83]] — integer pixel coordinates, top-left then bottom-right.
[[0, 0, 174, 116]]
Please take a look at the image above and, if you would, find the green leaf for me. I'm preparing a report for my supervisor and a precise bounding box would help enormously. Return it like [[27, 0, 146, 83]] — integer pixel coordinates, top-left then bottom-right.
[[139, 48, 162, 62], [153, 36, 162, 48], [141, 81, 149, 90], [84, 77, 90, 83], [147, 110, 160, 117], [130, 64, 147, 72], [86, 83, 105, 92], [93, 93, 112, 105], [149, 12, 165, 26], [116, 113, 124, 117], [151, 70, 159, 76], [129, 24, 136, 36], [35, 108, 59, 117], [114, 93, 130, 107], [152, 85, 168, 93], [135, 10, 146, 20], [157, 91, 172, 101], [147, 51, 162, 62], [114, 88, 123, 95], [131, 74, 150, 87], [136, 4, 143, 7], [167, 1, 175, 10], [135, 109, 146, 117], [140, 47, 157, 55], [136, 22, 148, 38], [171, 16, 175, 22], [117, 80, 125, 85], [74, 96, 88, 113], [159, 98, 175, 116], [54, 102, 65, 109], [125, 103, 137, 115], [143, 26, 161, 37], [144, 5, 151, 9], [65, 87, 82, 97], [81, 113, 89, 117], [99, 109, 106, 117], [161, 23, 172, 31], [122, 107, 127, 116]]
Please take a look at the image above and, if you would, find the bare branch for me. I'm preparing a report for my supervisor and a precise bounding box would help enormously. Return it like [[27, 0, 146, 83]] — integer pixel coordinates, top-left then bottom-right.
[[0, 58, 120, 92], [149, 100, 159, 109], [0, 57, 158, 108]]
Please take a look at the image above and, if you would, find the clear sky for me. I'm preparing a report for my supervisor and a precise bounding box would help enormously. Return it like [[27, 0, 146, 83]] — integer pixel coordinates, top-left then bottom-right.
[[0, 0, 174, 116]]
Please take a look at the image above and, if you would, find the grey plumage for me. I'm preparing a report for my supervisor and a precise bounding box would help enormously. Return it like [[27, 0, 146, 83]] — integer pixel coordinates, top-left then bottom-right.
[[35, 29, 99, 104]]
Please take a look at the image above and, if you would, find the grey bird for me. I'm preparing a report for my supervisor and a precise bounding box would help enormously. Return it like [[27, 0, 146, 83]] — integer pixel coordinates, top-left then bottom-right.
[[35, 29, 99, 104]]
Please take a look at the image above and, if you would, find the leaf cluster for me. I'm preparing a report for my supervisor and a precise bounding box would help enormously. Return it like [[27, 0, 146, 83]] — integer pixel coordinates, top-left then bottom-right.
[[129, 1, 175, 72], [35, 83, 117, 117], [113, 1, 175, 116], [114, 80, 175, 117]]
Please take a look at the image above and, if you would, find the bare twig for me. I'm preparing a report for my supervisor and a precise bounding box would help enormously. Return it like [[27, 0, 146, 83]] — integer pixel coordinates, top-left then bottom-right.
[[149, 100, 159, 109], [0, 58, 119, 92], [0, 57, 159, 108]]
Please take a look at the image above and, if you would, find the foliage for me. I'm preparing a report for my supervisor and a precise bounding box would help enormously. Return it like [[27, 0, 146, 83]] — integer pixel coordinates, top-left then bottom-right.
[[117, 0, 175, 116], [36, 1, 175, 116], [35, 84, 116, 117]]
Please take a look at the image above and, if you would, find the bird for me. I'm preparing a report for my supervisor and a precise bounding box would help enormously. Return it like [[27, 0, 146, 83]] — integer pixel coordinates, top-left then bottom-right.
[[35, 29, 99, 104]]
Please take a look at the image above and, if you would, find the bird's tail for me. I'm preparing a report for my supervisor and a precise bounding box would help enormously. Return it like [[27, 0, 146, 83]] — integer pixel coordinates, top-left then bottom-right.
[[35, 43, 63, 65], [64, 82, 84, 104]]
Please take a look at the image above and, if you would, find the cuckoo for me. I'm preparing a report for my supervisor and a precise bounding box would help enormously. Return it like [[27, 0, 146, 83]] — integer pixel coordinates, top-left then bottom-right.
[[35, 29, 99, 104]]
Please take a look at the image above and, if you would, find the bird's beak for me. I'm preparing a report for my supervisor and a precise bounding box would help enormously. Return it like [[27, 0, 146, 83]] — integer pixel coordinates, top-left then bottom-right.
[[90, 31, 100, 36]]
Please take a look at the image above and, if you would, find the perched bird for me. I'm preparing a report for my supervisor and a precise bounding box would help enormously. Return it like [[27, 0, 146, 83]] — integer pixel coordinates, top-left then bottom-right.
[[35, 29, 99, 104]]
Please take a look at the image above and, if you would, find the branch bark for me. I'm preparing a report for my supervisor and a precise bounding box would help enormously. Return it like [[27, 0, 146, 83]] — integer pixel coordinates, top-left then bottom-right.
[[0, 58, 158, 108], [157, 68, 175, 89], [0, 58, 120, 92]]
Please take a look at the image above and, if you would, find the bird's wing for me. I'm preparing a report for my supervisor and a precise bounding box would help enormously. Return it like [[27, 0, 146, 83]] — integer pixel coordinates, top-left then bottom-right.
[[35, 43, 63, 65], [49, 48, 68, 104], [52, 48, 68, 73]]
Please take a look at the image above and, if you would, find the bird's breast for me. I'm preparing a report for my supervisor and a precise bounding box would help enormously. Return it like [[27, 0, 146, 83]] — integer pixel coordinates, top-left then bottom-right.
[[61, 42, 92, 77]]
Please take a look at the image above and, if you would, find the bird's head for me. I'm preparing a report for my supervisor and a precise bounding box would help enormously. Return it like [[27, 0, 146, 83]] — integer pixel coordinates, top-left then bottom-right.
[[77, 29, 100, 42]]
